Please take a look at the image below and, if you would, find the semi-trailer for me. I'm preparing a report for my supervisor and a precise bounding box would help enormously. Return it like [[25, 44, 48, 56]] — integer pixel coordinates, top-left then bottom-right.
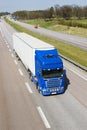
[[13, 32, 66, 96]]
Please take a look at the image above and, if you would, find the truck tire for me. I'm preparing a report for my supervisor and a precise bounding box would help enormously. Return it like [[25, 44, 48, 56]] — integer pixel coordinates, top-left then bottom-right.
[[29, 72, 31, 79], [37, 86, 40, 93], [29, 75, 32, 82], [36, 82, 38, 89]]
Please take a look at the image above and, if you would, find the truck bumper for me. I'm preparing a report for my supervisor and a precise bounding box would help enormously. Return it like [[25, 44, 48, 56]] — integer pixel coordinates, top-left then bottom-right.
[[41, 87, 64, 96]]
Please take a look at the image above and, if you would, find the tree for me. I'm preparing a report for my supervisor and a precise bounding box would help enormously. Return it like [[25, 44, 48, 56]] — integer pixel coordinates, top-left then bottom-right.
[[54, 4, 62, 17], [49, 7, 55, 18], [73, 6, 83, 19], [0, 12, 10, 16], [83, 6, 87, 18], [61, 5, 73, 19]]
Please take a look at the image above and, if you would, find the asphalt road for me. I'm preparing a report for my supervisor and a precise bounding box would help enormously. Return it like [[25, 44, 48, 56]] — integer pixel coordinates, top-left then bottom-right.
[[0, 20, 87, 130], [0, 31, 46, 130], [10, 19, 87, 50]]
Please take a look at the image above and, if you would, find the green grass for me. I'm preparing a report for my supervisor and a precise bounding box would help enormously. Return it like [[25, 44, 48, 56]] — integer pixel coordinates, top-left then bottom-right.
[[5, 18, 87, 68], [71, 19, 87, 24]]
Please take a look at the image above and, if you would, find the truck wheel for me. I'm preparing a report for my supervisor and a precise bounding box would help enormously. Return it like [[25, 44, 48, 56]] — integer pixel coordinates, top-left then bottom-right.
[[29, 72, 32, 81], [37, 86, 40, 93], [36, 82, 38, 89], [30, 76, 33, 82]]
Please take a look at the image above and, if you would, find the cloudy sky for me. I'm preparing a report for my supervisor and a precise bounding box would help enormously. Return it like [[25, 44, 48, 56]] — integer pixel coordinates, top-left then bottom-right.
[[0, 0, 87, 13]]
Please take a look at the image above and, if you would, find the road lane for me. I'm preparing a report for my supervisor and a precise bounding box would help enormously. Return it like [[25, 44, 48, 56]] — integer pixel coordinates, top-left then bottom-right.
[[31, 66, 87, 130], [66, 67, 87, 108], [0, 20, 16, 49], [0, 32, 46, 130], [16, 47, 87, 130]]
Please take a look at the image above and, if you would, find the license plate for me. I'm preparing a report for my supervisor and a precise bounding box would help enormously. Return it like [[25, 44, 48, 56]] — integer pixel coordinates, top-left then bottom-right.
[[52, 92, 57, 95]]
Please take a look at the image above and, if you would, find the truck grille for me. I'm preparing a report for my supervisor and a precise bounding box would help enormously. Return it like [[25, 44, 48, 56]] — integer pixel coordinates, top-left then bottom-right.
[[46, 78, 62, 88]]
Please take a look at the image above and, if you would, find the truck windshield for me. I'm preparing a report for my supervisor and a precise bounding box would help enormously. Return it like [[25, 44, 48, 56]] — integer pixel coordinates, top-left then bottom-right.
[[42, 68, 63, 78]]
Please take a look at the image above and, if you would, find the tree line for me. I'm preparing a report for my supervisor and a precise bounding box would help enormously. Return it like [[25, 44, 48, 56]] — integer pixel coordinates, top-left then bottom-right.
[[12, 5, 87, 20], [0, 12, 10, 16]]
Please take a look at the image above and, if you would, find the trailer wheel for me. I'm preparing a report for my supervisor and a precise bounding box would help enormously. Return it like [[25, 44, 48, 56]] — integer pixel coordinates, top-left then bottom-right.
[[29, 72, 31, 79]]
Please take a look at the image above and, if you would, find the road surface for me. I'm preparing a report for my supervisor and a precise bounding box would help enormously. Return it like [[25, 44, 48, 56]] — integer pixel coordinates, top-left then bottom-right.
[[0, 20, 87, 130]]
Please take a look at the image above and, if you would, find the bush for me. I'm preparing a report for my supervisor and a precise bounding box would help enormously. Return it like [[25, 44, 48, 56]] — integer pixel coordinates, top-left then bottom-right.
[[58, 19, 87, 28]]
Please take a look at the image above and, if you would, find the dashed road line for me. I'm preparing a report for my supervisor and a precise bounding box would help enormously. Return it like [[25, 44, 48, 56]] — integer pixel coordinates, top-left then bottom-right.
[[4, 39, 8, 45], [37, 106, 51, 129], [14, 60, 18, 65], [11, 54, 14, 58], [18, 68, 23, 76], [7, 45, 9, 48], [25, 82, 33, 94], [9, 49, 11, 52]]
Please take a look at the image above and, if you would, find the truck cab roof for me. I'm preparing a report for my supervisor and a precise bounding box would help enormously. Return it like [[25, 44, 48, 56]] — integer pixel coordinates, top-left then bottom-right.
[[35, 49, 63, 69]]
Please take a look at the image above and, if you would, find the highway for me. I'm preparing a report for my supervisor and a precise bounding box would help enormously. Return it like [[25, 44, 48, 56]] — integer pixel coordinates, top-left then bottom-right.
[[9, 18, 87, 50], [0, 20, 87, 130]]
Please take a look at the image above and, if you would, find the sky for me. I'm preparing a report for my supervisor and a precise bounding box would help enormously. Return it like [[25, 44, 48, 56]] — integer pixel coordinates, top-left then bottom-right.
[[0, 0, 87, 13]]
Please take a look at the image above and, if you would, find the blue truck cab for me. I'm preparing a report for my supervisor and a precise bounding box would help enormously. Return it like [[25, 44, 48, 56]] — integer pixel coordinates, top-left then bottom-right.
[[34, 48, 66, 96]]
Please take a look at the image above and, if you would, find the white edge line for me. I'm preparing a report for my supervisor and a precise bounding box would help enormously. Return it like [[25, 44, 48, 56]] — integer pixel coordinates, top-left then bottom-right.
[[25, 82, 33, 94], [66, 66, 87, 81], [18, 69, 23, 76], [37, 106, 51, 129], [14, 60, 18, 65]]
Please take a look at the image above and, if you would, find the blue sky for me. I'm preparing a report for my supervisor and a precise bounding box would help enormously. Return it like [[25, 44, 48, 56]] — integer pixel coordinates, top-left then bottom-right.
[[0, 0, 87, 13]]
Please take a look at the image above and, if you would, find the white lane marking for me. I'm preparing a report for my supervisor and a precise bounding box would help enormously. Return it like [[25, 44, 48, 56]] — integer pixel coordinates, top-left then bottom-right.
[[7, 45, 9, 48], [14, 60, 18, 65], [72, 70, 87, 81], [9, 49, 11, 52], [18, 69, 23, 76], [4, 39, 8, 45], [37, 106, 51, 129], [0, 28, 4, 38], [25, 82, 33, 94], [66, 66, 87, 81], [11, 54, 14, 58], [5, 41, 8, 45]]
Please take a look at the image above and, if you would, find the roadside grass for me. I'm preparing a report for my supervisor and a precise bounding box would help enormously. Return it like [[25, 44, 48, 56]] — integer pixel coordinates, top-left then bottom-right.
[[48, 25, 87, 38], [70, 19, 87, 24], [5, 18, 87, 67], [22, 19, 87, 38]]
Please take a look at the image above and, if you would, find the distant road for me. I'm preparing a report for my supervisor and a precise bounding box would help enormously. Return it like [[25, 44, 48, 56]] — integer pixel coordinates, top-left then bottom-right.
[[10, 19, 87, 50]]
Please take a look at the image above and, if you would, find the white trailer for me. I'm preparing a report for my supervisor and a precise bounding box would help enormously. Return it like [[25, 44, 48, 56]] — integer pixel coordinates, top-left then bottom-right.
[[13, 32, 54, 75]]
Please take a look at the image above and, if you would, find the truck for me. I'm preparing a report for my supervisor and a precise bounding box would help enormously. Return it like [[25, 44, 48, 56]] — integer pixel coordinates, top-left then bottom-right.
[[13, 32, 66, 96]]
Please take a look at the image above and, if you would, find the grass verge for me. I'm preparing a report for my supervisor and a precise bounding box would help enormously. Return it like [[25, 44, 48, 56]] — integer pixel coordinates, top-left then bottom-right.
[[5, 18, 87, 67]]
